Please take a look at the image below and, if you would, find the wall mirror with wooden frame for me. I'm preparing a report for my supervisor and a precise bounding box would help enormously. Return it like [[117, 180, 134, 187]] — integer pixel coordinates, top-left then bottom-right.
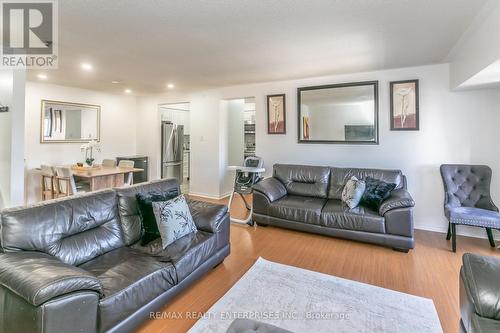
[[298, 81, 379, 144], [41, 100, 101, 143]]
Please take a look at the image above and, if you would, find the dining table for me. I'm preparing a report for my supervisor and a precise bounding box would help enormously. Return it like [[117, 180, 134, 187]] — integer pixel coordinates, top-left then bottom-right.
[[72, 166, 144, 191]]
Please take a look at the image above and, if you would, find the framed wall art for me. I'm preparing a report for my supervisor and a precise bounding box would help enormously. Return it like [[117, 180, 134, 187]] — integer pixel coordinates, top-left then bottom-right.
[[390, 79, 419, 131], [267, 94, 286, 134]]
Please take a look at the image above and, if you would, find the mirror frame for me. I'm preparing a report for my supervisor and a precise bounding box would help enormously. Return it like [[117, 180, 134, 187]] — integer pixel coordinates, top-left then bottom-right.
[[40, 100, 101, 143], [297, 80, 379, 144]]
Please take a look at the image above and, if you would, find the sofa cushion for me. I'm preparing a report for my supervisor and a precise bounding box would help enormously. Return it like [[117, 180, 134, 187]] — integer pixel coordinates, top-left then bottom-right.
[[79, 247, 177, 332], [132, 230, 218, 282], [320, 199, 385, 234], [114, 179, 180, 246], [329, 167, 404, 199], [268, 195, 327, 225], [462, 253, 500, 320], [447, 207, 500, 228], [273, 164, 330, 198], [0, 190, 124, 266]]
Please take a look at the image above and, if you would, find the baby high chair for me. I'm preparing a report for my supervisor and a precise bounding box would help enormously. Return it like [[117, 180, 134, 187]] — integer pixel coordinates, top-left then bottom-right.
[[227, 156, 265, 225]]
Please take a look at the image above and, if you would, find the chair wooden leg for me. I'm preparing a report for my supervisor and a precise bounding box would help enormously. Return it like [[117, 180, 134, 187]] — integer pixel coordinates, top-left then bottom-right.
[[451, 223, 457, 252], [446, 222, 451, 240], [486, 228, 495, 247]]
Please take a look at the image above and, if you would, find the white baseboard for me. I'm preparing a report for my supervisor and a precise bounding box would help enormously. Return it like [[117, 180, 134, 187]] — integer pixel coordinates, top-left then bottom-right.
[[415, 224, 500, 240], [188, 191, 233, 200], [188, 191, 229, 200]]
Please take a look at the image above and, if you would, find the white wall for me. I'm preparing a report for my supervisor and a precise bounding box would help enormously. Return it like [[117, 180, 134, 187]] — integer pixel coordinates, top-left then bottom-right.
[[25, 82, 138, 203], [12, 71, 26, 206], [220, 99, 245, 196], [136, 63, 500, 239], [136, 90, 224, 199], [0, 71, 13, 208], [448, 0, 500, 89], [0, 70, 25, 208], [227, 99, 245, 166]]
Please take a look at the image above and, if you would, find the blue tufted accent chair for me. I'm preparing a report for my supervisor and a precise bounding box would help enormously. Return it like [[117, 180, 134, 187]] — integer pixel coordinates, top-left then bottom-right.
[[440, 164, 499, 252]]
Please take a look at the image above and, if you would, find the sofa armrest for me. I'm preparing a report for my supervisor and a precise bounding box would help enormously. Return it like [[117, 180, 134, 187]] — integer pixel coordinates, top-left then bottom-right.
[[0, 251, 103, 306], [188, 199, 229, 233], [462, 253, 500, 321], [253, 177, 287, 203], [379, 189, 415, 216]]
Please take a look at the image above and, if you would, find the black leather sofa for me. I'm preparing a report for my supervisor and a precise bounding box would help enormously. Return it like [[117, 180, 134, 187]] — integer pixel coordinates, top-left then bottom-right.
[[0, 179, 230, 333], [460, 253, 500, 333], [253, 164, 415, 251]]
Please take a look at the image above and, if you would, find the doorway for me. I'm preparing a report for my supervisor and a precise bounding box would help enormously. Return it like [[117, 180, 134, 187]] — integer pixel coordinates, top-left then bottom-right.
[[226, 97, 256, 167], [221, 97, 256, 221], [158, 102, 190, 194]]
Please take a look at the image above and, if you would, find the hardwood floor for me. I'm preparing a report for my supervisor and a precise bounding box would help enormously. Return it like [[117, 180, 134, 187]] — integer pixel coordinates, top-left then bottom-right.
[[138, 194, 499, 333]]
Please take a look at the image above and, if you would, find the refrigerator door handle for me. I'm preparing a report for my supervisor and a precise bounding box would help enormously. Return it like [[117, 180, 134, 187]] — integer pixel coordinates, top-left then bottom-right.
[[173, 126, 177, 160]]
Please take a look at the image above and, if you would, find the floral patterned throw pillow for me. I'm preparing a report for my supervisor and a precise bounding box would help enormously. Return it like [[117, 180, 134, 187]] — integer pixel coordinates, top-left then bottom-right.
[[152, 195, 197, 248], [341, 176, 366, 209]]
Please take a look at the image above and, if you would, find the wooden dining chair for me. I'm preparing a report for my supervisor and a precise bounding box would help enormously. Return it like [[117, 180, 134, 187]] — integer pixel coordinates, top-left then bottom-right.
[[40, 165, 56, 200], [55, 167, 89, 197], [102, 159, 117, 167], [118, 160, 135, 186]]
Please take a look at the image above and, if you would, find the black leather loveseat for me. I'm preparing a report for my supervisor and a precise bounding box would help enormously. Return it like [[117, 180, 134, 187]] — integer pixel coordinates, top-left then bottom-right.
[[253, 164, 415, 251], [0, 179, 230, 333]]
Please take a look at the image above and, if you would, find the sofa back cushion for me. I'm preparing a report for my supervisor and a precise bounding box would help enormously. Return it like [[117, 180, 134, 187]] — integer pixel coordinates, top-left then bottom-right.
[[0, 190, 124, 266], [329, 167, 404, 199], [114, 179, 180, 246], [273, 164, 331, 198]]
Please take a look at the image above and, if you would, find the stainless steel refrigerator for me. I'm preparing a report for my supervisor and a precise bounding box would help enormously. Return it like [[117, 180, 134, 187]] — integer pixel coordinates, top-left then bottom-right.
[[161, 122, 184, 183]]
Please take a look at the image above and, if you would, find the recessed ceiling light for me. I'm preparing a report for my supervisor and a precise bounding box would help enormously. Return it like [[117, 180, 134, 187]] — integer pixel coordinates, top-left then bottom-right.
[[81, 63, 93, 71], [37, 74, 48, 80], [124, 89, 132, 94], [111, 80, 120, 84], [167, 83, 174, 89]]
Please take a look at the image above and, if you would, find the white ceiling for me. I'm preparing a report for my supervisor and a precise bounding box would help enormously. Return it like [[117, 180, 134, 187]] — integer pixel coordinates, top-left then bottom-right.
[[28, 0, 488, 95]]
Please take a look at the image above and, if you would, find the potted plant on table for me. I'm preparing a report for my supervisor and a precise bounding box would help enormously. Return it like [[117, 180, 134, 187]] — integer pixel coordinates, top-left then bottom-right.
[[80, 140, 101, 167]]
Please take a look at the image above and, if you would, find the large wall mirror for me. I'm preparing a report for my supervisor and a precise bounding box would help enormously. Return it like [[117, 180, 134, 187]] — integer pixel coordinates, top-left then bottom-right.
[[41, 100, 100, 143], [298, 81, 379, 144]]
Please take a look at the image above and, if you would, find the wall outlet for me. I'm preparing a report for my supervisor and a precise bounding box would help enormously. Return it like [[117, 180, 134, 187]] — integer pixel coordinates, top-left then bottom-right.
[[0, 106, 8, 113]]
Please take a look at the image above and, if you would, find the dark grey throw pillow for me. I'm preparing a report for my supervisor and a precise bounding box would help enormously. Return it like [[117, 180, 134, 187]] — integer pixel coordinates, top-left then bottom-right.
[[361, 177, 396, 210], [152, 195, 197, 248], [136, 189, 179, 245]]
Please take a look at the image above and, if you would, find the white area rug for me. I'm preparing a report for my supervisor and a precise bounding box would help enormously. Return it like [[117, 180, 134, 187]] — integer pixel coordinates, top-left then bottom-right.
[[188, 257, 442, 333]]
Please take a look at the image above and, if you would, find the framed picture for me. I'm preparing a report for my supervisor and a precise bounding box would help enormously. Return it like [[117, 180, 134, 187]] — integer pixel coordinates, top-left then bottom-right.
[[267, 94, 286, 134], [390, 79, 419, 130]]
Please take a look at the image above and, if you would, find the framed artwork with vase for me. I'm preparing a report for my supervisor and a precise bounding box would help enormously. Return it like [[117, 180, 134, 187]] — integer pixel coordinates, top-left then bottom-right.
[[390, 79, 419, 131], [267, 94, 286, 134]]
